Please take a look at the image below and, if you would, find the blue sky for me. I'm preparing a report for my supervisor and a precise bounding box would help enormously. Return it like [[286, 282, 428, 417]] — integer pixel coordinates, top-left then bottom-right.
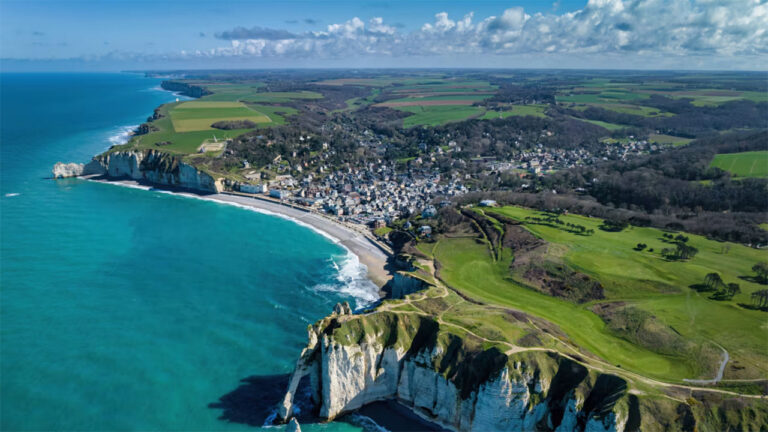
[[1, 0, 766, 71]]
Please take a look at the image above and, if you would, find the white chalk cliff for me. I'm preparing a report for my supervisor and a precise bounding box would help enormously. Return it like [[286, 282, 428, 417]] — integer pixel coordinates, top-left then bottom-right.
[[52, 150, 222, 193], [278, 306, 631, 432]]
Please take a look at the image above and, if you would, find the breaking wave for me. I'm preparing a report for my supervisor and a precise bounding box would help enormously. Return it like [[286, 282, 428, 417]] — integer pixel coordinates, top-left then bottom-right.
[[107, 125, 138, 146], [345, 413, 390, 432], [313, 253, 380, 310], [88, 179, 381, 309]]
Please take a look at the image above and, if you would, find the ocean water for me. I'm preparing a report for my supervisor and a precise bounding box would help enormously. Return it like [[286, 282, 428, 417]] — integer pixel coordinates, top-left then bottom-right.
[[0, 73, 378, 431]]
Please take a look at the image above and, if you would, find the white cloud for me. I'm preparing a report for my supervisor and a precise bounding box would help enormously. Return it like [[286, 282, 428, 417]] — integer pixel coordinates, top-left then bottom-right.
[[196, 0, 768, 64]]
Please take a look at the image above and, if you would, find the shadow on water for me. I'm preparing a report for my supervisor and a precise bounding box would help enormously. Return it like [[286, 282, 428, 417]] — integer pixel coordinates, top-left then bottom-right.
[[210, 374, 448, 431], [208, 374, 293, 427]]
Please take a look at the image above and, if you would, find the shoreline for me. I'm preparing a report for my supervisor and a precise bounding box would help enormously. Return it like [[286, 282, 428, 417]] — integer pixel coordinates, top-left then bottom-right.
[[86, 177, 393, 290]]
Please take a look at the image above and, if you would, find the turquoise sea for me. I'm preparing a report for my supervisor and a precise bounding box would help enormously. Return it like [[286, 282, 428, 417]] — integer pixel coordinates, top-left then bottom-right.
[[0, 73, 379, 431]]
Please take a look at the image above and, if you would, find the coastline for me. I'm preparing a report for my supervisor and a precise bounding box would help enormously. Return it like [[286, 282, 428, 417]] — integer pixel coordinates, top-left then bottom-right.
[[87, 177, 392, 290]]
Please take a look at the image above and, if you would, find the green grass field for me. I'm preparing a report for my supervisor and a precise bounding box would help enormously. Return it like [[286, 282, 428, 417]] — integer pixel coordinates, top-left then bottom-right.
[[116, 80, 304, 155], [386, 94, 490, 103], [586, 103, 674, 117], [369, 79, 497, 126], [648, 133, 693, 146], [557, 90, 649, 104], [571, 117, 628, 131], [481, 105, 548, 119], [399, 105, 485, 127], [170, 101, 270, 132], [558, 81, 767, 112], [710, 151, 768, 178], [431, 206, 768, 382]]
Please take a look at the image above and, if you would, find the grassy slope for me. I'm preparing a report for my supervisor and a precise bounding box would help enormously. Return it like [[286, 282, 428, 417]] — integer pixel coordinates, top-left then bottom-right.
[[400, 105, 485, 128], [710, 151, 768, 178], [432, 206, 768, 382], [649, 133, 693, 146], [119, 102, 253, 154], [481, 105, 548, 119], [119, 84, 304, 154], [570, 117, 628, 131], [170, 102, 270, 132]]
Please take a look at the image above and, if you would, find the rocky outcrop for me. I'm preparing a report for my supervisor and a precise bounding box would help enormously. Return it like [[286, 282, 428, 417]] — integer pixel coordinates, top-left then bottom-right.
[[285, 418, 302, 432], [52, 150, 223, 193], [52, 160, 106, 178], [278, 311, 633, 432]]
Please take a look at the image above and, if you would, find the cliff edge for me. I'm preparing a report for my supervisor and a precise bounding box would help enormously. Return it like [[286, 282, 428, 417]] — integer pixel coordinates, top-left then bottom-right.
[[278, 303, 768, 432], [52, 149, 223, 193]]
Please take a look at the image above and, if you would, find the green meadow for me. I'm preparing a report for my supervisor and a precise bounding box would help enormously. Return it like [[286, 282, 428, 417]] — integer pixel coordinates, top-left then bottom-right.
[[648, 133, 693, 146], [571, 117, 628, 131], [374, 79, 498, 126], [387, 94, 490, 103], [430, 206, 768, 383], [399, 105, 485, 127], [710, 151, 768, 178], [117, 82, 305, 154], [170, 101, 270, 132], [481, 104, 548, 119]]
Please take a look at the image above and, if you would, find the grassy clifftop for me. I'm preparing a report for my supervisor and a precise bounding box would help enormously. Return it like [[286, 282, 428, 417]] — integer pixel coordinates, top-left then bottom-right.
[[316, 305, 767, 430]]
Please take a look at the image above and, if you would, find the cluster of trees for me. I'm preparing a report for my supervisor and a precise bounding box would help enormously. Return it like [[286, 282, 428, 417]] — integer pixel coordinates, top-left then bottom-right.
[[523, 131, 768, 244], [563, 97, 767, 137], [634, 243, 649, 251], [752, 262, 768, 284], [455, 188, 768, 246], [524, 215, 593, 235], [701, 273, 741, 300], [694, 263, 767, 305], [750, 289, 768, 310], [661, 242, 698, 261], [211, 120, 258, 130], [599, 219, 628, 232], [662, 233, 689, 242]]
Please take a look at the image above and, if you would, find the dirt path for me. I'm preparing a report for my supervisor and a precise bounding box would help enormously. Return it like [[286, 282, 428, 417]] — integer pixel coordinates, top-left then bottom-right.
[[683, 345, 729, 385], [368, 257, 764, 400]]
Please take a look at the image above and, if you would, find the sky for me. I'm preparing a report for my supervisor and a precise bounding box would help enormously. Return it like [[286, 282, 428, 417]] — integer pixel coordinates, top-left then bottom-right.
[[1, 0, 766, 71]]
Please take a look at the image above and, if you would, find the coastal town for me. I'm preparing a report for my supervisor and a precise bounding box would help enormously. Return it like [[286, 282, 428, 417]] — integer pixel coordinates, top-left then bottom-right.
[[229, 133, 662, 234]]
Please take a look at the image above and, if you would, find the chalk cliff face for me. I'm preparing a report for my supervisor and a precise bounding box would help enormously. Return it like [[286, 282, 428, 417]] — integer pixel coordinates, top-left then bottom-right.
[[390, 272, 428, 299], [52, 160, 106, 178], [52, 150, 222, 193], [279, 308, 632, 432]]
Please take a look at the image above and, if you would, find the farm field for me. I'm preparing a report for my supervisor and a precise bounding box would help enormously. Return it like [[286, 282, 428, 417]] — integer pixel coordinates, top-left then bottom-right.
[[370, 79, 497, 126], [399, 105, 485, 128], [114, 82, 306, 155], [430, 205, 768, 383], [170, 101, 270, 132], [558, 80, 767, 109], [315, 76, 448, 87], [710, 151, 768, 178], [557, 89, 649, 104], [571, 117, 627, 131], [648, 133, 693, 146], [480, 104, 548, 119], [568, 103, 673, 117]]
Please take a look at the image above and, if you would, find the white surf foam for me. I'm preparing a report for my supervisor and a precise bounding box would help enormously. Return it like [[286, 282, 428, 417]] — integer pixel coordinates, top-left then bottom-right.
[[107, 125, 138, 146], [87, 180, 381, 307], [4, 193, 20, 197], [146, 85, 193, 101], [346, 413, 390, 432], [313, 253, 380, 309]]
